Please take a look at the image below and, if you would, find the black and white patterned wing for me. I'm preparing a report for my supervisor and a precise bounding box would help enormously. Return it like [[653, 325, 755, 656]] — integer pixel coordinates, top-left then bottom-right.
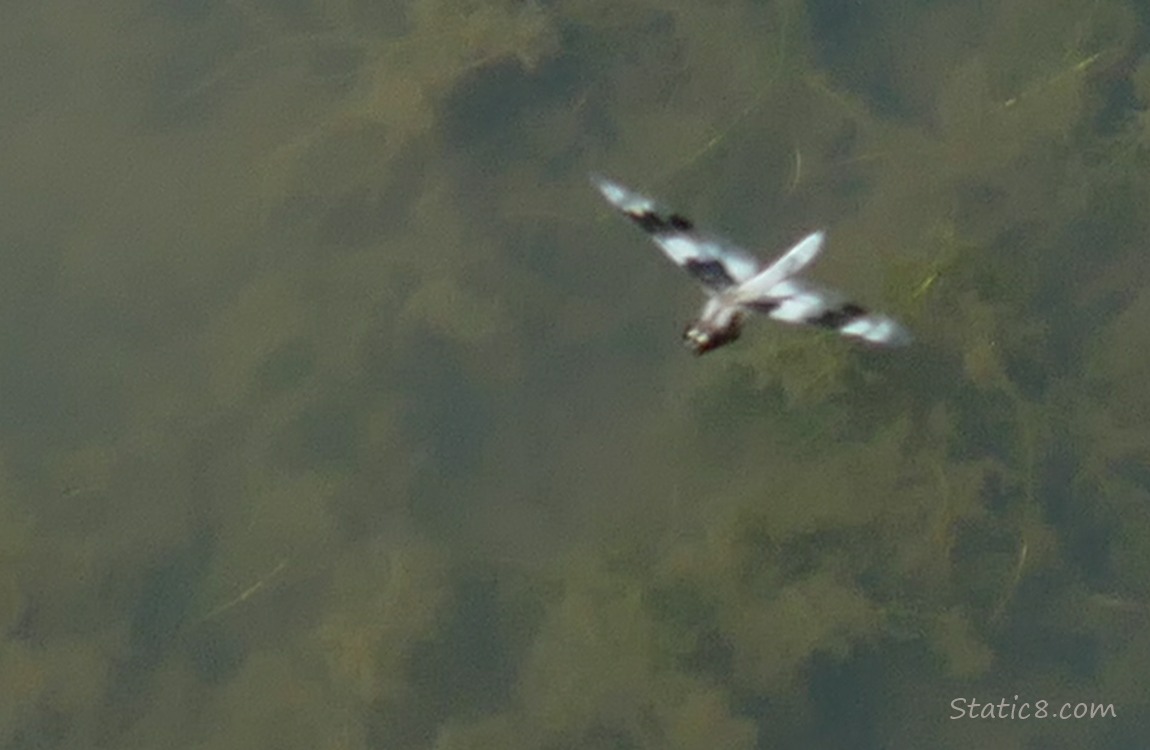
[[743, 278, 912, 346], [593, 176, 760, 291]]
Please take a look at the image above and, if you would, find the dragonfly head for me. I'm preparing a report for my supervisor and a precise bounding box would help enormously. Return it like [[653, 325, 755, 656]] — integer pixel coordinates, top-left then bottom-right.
[[683, 318, 742, 355]]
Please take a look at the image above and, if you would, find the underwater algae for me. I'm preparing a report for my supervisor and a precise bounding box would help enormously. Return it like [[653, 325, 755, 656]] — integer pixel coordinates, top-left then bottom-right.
[[6, 0, 1150, 748]]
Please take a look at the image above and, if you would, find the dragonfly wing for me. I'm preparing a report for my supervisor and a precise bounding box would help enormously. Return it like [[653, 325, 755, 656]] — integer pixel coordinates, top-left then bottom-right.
[[593, 175, 760, 291], [747, 278, 912, 346], [732, 231, 825, 304]]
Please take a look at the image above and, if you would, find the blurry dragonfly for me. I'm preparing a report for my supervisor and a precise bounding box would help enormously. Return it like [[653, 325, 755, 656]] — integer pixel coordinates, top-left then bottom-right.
[[593, 176, 912, 354]]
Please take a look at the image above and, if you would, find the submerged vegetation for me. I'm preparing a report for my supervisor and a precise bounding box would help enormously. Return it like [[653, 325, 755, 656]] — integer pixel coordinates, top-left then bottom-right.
[[2, 0, 1150, 747]]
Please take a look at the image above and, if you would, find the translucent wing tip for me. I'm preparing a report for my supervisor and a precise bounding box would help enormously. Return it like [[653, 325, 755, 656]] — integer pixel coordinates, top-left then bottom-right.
[[590, 173, 624, 202], [842, 315, 914, 346], [590, 174, 662, 221]]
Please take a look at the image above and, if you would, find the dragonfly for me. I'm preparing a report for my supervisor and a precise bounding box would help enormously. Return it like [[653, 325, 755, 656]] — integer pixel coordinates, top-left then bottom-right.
[[593, 176, 912, 354]]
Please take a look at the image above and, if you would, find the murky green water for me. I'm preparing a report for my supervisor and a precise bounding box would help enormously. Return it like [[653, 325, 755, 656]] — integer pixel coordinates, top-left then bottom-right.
[[0, 0, 1147, 747]]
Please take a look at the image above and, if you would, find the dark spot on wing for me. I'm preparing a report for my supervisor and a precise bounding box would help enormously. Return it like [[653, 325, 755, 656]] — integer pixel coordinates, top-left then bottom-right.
[[626, 209, 694, 235], [812, 303, 866, 329], [685, 258, 735, 288], [628, 210, 665, 234], [746, 299, 780, 314]]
